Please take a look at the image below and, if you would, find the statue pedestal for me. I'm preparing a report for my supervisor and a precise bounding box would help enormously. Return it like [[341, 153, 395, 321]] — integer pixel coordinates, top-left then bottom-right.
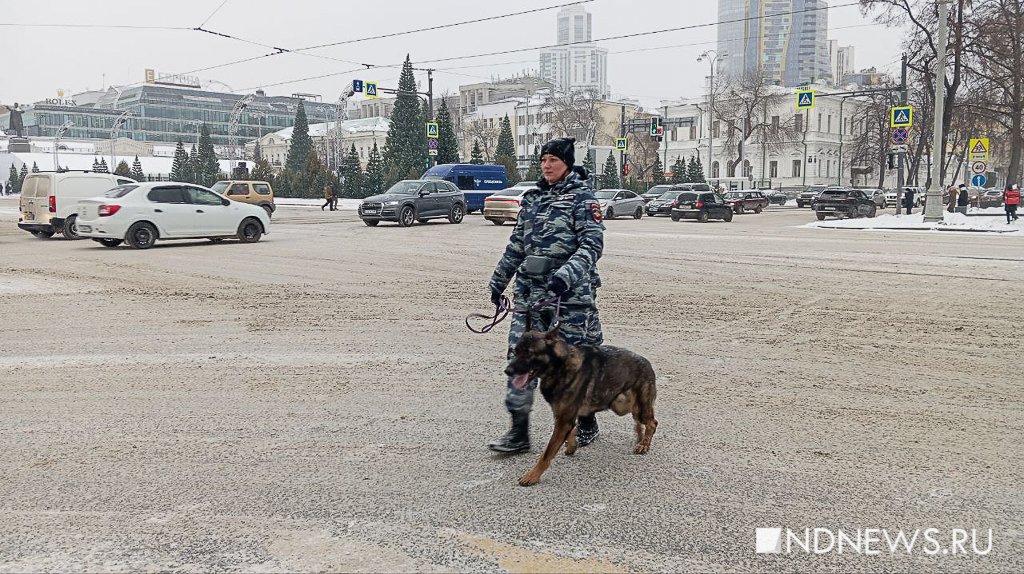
[[7, 137, 29, 153]]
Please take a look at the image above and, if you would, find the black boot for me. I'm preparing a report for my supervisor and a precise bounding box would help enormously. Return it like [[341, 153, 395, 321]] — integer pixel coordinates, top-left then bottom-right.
[[576, 414, 599, 447], [487, 411, 530, 453]]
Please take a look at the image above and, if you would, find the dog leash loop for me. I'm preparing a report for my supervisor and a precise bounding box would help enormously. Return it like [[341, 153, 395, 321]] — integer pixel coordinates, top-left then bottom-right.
[[466, 295, 562, 334]]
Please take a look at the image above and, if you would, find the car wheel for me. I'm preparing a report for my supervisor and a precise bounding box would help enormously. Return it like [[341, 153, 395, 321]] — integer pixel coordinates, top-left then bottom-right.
[[816, 212, 827, 221], [671, 213, 680, 222], [398, 205, 415, 227], [723, 210, 734, 222], [868, 206, 877, 218], [448, 203, 465, 224], [735, 205, 744, 214], [363, 219, 379, 227], [29, 230, 55, 239], [633, 207, 643, 219], [126, 222, 158, 249], [262, 204, 273, 218], [698, 211, 709, 223], [63, 215, 83, 239], [754, 205, 763, 214], [93, 238, 123, 248], [237, 218, 263, 243], [606, 207, 614, 219]]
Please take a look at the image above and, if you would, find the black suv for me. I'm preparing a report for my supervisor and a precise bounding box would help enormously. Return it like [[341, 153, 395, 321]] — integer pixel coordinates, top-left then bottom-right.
[[670, 191, 734, 222], [645, 183, 712, 216], [358, 180, 466, 227]]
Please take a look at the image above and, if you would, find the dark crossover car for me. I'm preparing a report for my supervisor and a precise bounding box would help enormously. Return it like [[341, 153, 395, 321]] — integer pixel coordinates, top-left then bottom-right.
[[813, 188, 878, 220], [358, 180, 466, 227], [641, 184, 675, 203], [797, 185, 828, 208], [670, 191, 734, 222], [762, 189, 788, 205], [722, 190, 770, 214], [645, 184, 712, 216]]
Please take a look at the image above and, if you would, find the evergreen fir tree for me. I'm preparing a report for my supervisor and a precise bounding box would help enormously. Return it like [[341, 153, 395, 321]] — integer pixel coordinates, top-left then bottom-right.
[[31, 161, 39, 173], [301, 151, 329, 199], [670, 157, 686, 184], [581, 148, 596, 175], [688, 154, 706, 183], [382, 55, 427, 185], [196, 124, 220, 187], [526, 145, 541, 182], [435, 98, 460, 165], [130, 156, 145, 182], [341, 144, 363, 198], [600, 151, 620, 190], [92, 158, 101, 171], [251, 159, 275, 184], [97, 159, 109, 173], [494, 114, 518, 185], [364, 141, 385, 197], [469, 140, 484, 165], [188, 144, 199, 184], [114, 160, 131, 177], [252, 142, 263, 163], [285, 100, 312, 172], [171, 142, 189, 182], [650, 155, 666, 185], [8, 164, 19, 193]]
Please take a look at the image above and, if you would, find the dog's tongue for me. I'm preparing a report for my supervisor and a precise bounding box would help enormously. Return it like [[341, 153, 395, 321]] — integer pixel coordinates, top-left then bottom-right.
[[511, 372, 531, 390]]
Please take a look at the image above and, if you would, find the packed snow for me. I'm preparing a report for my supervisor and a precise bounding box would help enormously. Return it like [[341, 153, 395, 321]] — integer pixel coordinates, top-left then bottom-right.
[[805, 211, 1022, 234]]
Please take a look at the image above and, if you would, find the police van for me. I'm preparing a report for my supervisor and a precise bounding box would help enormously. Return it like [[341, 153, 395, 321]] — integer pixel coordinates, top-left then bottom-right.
[[422, 164, 507, 214]]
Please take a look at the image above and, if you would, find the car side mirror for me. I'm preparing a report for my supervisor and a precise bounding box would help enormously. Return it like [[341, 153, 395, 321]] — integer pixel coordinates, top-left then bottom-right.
[[419, 190, 430, 196], [222, 198, 230, 206]]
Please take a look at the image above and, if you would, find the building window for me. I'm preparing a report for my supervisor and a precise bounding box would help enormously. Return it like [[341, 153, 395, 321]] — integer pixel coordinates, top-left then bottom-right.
[[711, 161, 720, 178], [713, 120, 721, 138], [825, 159, 831, 176], [769, 160, 778, 178], [817, 113, 822, 131], [792, 159, 802, 178], [827, 115, 832, 133], [795, 114, 804, 132], [689, 125, 697, 140], [771, 115, 780, 135], [671, 128, 678, 142]]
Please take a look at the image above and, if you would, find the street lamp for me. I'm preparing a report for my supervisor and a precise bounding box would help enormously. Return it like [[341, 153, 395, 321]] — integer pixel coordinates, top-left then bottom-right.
[[53, 121, 73, 171], [228, 94, 256, 176], [110, 110, 132, 173], [924, 0, 953, 222], [697, 50, 727, 181]]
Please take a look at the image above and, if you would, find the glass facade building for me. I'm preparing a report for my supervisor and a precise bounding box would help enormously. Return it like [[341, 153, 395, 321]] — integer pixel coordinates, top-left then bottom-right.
[[4, 85, 335, 147]]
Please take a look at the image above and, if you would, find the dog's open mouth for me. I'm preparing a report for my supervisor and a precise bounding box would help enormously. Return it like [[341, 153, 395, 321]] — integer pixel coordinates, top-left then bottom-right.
[[511, 371, 534, 390]]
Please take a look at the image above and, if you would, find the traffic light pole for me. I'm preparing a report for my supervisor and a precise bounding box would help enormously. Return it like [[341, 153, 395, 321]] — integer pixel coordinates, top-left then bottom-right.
[[897, 53, 907, 214], [619, 104, 626, 187]]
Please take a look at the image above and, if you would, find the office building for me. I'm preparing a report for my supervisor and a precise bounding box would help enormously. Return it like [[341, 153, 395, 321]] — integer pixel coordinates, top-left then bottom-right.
[[538, 5, 609, 97]]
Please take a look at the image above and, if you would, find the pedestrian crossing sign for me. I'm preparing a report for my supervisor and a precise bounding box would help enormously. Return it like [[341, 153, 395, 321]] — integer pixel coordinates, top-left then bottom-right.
[[890, 106, 913, 127], [969, 138, 990, 161], [796, 90, 815, 109], [615, 138, 627, 151], [365, 81, 378, 98], [426, 122, 439, 139]]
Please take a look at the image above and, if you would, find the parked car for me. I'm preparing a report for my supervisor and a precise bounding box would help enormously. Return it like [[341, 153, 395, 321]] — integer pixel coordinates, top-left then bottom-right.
[[595, 189, 645, 219], [18, 171, 136, 239], [670, 191, 734, 222], [641, 184, 675, 203], [883, 187, 924, 208], [358, 179, 466, 227], [74, 182, 270, 249], [482, 183, 536, 225], [209, 180, 275, 217], [859, 188, 886, 208], [762, 189, 788, 205], [978, 189, 1004, 208], [645, 184, 711, 216], [796, 185, 828, 208], [813, 188, 878, 220], [422, 163, 506, 214], [722, 190, 769, 213]]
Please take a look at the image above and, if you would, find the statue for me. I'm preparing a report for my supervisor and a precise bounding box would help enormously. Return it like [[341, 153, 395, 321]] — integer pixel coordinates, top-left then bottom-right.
[[2, 103, 25, 137]]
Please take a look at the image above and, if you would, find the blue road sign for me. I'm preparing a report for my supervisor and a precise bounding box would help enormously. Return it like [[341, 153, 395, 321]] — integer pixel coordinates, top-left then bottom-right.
[[971, 174, 987, 187], [352, 80, 363, 93], [890, 106, 913, 127]]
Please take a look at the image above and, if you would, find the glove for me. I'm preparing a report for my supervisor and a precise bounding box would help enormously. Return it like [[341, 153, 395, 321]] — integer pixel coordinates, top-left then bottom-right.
[[547, 276, 569, 296], [490, 287, 504, 306]]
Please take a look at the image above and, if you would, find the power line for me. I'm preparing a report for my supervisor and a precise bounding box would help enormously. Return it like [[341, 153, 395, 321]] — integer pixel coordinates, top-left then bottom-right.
[[198, 0, 231, 28], [0, 22, 190, 30]]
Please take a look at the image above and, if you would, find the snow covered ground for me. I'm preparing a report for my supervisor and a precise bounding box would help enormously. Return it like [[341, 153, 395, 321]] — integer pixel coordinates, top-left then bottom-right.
[[804, 211, 1022, 234], [274, 197, 361, 210]]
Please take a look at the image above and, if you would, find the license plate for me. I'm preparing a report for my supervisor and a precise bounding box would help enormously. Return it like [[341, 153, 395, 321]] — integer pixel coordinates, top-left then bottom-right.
[[24, 212, 34, 220], [823, 207, 835, 211], [78, 225, 92, 233], [363, 209, 380, 215]]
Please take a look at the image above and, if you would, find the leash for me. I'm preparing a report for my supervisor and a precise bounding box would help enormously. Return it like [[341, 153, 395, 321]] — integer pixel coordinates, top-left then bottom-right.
[[465, 295, 561, 334]]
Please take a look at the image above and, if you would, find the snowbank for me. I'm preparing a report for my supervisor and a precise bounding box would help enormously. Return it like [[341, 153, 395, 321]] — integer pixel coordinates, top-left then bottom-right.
[[804, 212, 1022, 234]]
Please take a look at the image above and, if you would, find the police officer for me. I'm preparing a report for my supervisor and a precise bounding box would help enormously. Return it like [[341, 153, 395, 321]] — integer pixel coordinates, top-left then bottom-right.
[[487, 137, 604, 453]]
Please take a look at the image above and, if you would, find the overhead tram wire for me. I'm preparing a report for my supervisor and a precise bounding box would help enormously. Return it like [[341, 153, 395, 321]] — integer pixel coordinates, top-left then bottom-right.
[[198, 0, 231, 28]]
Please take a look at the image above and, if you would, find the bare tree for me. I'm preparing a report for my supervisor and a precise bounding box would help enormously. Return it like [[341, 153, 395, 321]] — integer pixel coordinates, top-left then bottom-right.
[[712, 70, 799, 178], [463, 119, 498, 162], [539, 88, 603, 149]]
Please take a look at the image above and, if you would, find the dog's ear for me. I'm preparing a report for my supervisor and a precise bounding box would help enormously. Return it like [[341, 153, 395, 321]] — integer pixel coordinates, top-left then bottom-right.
[[544, 328, 560, 342]]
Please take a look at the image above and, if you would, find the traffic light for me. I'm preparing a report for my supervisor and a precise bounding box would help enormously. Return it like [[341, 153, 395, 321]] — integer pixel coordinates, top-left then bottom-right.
[[887, 153, 896, 170], [650, 117, 660, 136], [623, 162, 631, 176]]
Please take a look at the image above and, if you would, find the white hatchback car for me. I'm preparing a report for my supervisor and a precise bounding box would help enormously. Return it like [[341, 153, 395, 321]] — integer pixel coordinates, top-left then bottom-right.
[[74, 182, 270, 249]]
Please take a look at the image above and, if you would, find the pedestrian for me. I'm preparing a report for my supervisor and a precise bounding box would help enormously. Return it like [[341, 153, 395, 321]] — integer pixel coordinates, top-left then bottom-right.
[[322, 182, 336, 211], [904, 187, 915, 215], [1004, 183, 1020, 224], [957, 184, 969, 214], [486, 136, 605, 454], [946, 185, 957, 213]]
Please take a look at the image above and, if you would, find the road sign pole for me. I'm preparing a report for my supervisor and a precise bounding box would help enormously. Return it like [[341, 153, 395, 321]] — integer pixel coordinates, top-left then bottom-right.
[[925, 0, 952, 222], [897, 54, 907, 213]]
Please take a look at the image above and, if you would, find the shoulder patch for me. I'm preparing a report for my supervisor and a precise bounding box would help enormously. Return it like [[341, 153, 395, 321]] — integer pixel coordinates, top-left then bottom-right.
[[556, 193, 577, 201], [589, 201, 603, 223]]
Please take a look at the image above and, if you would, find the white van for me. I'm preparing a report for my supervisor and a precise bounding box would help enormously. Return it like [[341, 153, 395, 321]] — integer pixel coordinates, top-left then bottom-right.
[[18, 171, 136, 238]]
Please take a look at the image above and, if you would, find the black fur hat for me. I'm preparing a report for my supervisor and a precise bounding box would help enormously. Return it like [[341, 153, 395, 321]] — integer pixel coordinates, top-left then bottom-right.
[[540, 137, 576, 168]]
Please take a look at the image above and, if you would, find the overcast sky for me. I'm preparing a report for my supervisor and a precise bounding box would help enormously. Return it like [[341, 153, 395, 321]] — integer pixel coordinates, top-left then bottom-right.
[[1, 0, 904, 109]]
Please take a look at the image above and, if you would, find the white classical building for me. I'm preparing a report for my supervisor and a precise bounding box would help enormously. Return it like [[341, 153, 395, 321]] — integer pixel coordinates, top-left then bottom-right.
[[246, 117, 389, 170], [661, 87, 897, 190]]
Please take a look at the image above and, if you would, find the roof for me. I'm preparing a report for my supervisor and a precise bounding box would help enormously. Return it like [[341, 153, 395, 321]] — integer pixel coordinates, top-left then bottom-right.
[[260, 117, 390, 143]]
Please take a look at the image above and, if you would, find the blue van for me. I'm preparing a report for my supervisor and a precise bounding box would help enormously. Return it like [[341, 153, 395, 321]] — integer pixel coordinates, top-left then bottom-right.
[[422, 164, 508, 213]]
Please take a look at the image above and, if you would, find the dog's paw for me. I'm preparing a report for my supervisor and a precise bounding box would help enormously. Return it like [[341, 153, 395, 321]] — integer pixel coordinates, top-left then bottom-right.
[[564, 445, 577, 456], [633, 443, 650, 455], [518, 472, 541, 486]]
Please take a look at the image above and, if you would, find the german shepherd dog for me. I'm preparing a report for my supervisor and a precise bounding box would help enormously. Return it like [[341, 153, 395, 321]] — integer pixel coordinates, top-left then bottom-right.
[[505, 329, 657, 486]]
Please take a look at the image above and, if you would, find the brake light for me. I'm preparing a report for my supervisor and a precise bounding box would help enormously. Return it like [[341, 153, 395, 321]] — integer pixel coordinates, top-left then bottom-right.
[[48, 195, 56, 213], [98, 204, 122, 217], [696, 201, 704, 208], [511, 199, 521, 205]]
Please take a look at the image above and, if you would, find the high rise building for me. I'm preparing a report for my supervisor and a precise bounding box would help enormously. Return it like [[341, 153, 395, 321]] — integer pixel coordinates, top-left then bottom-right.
[[538, 5, 609, 97], [829, 42, 855, 85], [717, 0, 833, 87]]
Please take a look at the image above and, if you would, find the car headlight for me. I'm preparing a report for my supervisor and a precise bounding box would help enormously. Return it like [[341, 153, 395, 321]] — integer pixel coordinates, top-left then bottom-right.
[[384, 201, 399, 206]]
